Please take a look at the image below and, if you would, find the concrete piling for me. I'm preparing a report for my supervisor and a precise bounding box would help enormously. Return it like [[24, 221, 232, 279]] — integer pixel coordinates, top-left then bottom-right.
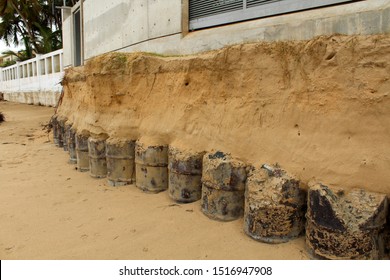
[[58, 118, 68, 151], [56, 117, 65, 148], [306, 184, 388, 259], [201, 151, 247, 221], [75, 131, 90, 172], [66, 125, 77, 164], [168, 146, 204, 203], [244, 164, 306, 243], [135, 141, 168, 193], [50, 115, 59, 146], [88, 135, 108, 178], [106, 138, 136, 186]]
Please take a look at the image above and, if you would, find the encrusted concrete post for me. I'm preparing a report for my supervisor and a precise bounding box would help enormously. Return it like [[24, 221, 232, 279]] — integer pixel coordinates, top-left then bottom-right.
[[135, 141, 168, 193], [306, 184, 388, 259], [106, 138, 136, 186], [244, 164, 306, 243], [58, 117, 68, 151], [75, 130, 90, 172], [50, 115, 59, 146], [168, 146, 204, 203], [66, 125, 77, 164], [88, 135, 108, 178], [56, 116, 66, 148], [201, 151, 247, 221]]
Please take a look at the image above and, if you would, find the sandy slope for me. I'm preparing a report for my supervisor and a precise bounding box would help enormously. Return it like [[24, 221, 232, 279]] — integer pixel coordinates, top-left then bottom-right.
[[0, 102, 307, 259], [58, 35, 390, 195]]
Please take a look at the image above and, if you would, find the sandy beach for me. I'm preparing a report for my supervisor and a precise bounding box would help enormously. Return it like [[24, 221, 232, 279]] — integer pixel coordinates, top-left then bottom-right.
[[0, 101, 307, 259]]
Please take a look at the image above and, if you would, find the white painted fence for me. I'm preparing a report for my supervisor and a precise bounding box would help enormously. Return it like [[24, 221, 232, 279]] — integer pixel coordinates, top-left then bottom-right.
[[0, 49, 64, 106]]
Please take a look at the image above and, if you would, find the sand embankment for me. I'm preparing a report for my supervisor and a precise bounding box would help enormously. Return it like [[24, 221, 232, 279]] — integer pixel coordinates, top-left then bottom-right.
[[58, 35, 390, 195]]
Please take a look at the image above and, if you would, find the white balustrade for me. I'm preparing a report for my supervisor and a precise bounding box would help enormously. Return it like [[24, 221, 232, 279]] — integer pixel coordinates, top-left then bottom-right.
[[0, 49, 64, 106]]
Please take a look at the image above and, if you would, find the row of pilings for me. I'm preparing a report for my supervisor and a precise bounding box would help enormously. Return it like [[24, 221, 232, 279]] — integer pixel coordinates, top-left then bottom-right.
[[51, 115, 390, 260]]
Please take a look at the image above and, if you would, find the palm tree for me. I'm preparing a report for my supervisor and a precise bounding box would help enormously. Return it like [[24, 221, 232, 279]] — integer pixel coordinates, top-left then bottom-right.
[[0, 0, 65, 57], [0, 0, 42, 52]]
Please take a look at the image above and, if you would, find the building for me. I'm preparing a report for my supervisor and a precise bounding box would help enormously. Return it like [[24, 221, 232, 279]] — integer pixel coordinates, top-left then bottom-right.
[[62, 0, 390, 68], [1, 0, 389, 105]]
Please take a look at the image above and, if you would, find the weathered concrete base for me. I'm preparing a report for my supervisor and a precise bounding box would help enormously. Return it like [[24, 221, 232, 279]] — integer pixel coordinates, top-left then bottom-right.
[[88, 136, 108, 178], [57, 117, 67, 148], [50, 115, 59, 146], [135, 142, 168, 193], [201, 183, 245, 221], [201, 151, 247, 221], [75, 131, 90, 172], [67, 127, 77, 164], [306, 184, 388, 260], [135, 164, 168, 193], [168, 147, 204, 203], [244, 164, 306, 243], [169, 172, 202, 203], [3, 91, 60, 107], [106, 138, 135, 186]]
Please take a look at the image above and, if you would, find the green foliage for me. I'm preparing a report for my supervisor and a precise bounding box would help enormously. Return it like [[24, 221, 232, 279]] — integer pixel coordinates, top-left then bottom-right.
[[0, 59, 15, 67], [0, 0, 65, 59]]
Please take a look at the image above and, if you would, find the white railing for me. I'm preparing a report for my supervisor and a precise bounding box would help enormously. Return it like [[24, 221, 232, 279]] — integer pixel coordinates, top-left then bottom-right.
[[0, 49, 64, 106]]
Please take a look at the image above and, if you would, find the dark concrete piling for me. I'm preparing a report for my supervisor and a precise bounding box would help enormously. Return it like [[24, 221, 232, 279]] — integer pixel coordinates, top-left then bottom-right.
[[168, 146, 204, 203], [50, 115, 59, 146], [75, 131, 90, 172], [201, 151, 247, 221], [306, 184, 388, 260], [106, 138, 136, 186], [135, 141, 168, 193], [66, 125, 77, 164], [56, 117, 66, 148], [58, 118, 68, 151], [88, 135, 108, 178], [244, 164, 306, 243]]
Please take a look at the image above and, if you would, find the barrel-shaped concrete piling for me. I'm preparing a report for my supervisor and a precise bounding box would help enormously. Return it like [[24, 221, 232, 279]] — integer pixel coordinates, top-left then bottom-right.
[[106, 138, 136, 186], [135, 141, 168, 193], [58, 118, 68, 151], [201, 151, 247, 221], [244, 164, 306, 243], [66, 125, 77, 164], [168, 147, 204, 203], [75, 131, 90, 172], [306, 184, 388, 259], [50, 115, 59, 146], [88, 136, 108, 178], [56, 117, 66, 148]]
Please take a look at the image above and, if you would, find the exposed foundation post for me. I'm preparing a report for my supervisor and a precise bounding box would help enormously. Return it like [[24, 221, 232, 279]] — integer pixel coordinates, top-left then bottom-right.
[[201, 151, 247, 221], [306, 184, 388, 259], [50, 115, 59, 146], [135, 141, 168, 193], [106, 138, 136, 186], [58, 117, 68, 151], [75, 131, 90, 172], [244, 164, 306, 243], [88, 135, 108, 178], [168, 146, 204, 203], [66, 126, 77, 164], [56, 117, 65, 148]]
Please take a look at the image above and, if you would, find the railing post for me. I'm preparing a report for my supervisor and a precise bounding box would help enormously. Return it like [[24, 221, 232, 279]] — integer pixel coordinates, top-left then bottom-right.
[[17, 62, 21, 91], [36, 54, 42, 92]]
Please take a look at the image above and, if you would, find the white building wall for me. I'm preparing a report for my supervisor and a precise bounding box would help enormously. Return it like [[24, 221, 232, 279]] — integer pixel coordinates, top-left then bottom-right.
[[60, 0, 390, 65], [83, 0, 182, 60]]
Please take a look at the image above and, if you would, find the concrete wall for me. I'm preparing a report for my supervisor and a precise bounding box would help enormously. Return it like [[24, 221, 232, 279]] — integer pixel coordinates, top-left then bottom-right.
[[62, 0, 390, 64]]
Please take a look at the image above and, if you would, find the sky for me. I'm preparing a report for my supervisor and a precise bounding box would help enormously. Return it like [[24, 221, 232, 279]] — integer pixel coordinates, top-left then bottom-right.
[[0, 39, 21, 55]]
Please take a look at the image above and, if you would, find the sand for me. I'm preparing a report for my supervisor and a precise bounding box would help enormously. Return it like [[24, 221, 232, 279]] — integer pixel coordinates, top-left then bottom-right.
[[58, 34, 390, 195], [0, 101, 307, 259]]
